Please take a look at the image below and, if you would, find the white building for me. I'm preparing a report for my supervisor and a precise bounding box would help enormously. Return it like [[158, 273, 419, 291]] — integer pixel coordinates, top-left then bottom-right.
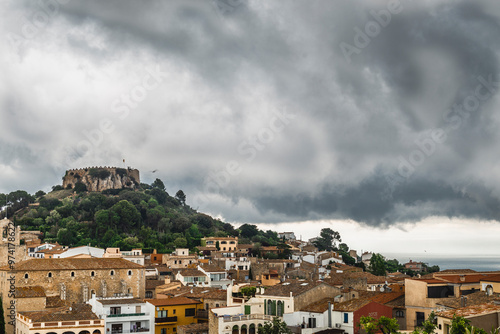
[[88, 295, 152, 334], [122, 249, 145, 265], [198, 265, 232, 289]]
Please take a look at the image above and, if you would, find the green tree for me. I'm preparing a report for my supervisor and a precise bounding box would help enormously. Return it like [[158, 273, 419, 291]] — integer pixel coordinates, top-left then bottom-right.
[[313, 228, 341, 251], [35, 190, 46, 198], [239, 224, 259, 239], [360, 316, 400, 334], [370, 253, 387, 276], [258, 317, 291, 334], [110, 200, 141, 232], [174, 237, 188, 248], [175, 190, 186, 205], [450, 316, 472, 334], [152, 178, 166, 191], [74, 182, 88, 193], [57, 228, 75, 246]]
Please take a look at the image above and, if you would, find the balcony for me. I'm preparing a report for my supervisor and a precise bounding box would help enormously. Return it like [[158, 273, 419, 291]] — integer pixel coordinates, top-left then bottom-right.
[[196, 310, 208, 319], [155, 316, 177, 323], [111, 329, 150, 334], [108, 313, 146, 318], [223, 314, 273, 322]]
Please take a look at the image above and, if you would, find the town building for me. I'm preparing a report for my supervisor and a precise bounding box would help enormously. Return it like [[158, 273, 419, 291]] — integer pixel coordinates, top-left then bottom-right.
[[16, 304, 104, 334], [404, 260, 423, 272], [146, 297, 204, 334], [88, 295, 152, 334], [201, 237, 238, 252], [164, 248, 198, 269]]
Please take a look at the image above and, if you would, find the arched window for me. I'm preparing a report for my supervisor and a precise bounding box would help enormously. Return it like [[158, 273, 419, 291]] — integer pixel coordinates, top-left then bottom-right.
[[232, 325, 239, 334], [24, 273, 28, 279], [277, 301, 284, 317], [110, 270, 115, 276], [241, 325, 247, 334], [128, 270, 132, 276], [48, 272, 52, 278], [91, 271, 95, 277], [71, 271, 75, 277]]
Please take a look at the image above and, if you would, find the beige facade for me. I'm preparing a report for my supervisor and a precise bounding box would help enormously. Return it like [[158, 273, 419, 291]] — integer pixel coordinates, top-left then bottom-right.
[[163, 248, 198, 269], [202, 237, 238, 252]]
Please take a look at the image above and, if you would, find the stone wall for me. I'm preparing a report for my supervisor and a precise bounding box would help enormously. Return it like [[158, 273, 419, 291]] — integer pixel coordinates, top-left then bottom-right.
[[62, 166, 140, 192], [294, 283, 340, 311]]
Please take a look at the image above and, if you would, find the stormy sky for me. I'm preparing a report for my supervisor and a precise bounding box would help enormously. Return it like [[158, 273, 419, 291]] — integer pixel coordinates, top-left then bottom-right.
[[2, 0, 500, 255]]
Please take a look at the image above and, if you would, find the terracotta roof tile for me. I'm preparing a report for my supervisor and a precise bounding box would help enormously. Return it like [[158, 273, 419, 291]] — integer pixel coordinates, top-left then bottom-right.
[[437, 303, 500, 319], [15, 286, 46, 298], [3, 258, 143, 271], [19, 304, 99, 322]]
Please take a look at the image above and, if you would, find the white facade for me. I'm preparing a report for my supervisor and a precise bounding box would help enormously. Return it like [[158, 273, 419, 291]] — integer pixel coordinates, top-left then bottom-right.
[[176, 271, 210, 287], [88, 295, 153, 334], [225, 257, 251, 271], [28, 242, 59, 258], [122, 249, 145, 265], [198, 266, 232, 289], [211, 304, 273, 334]]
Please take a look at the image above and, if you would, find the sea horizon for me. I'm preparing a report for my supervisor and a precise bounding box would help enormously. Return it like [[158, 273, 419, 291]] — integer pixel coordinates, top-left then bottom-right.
[[383, 253, 500, 272]]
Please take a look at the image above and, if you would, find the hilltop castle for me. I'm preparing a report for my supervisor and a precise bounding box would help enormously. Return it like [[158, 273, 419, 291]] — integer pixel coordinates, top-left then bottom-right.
[[62, 166, 140, 192]]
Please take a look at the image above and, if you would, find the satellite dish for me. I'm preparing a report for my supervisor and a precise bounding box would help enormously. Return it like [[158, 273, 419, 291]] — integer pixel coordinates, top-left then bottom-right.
[[380, 287, 385, 292]]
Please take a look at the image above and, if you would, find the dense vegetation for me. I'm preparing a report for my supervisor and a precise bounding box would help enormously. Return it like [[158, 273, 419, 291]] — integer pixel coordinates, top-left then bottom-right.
[[0, 179, 286, 254], [1, 179, 240, 252]]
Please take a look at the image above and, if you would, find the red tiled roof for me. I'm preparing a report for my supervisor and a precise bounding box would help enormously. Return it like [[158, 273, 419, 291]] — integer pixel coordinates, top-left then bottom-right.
[[19, 304, 99, 322]]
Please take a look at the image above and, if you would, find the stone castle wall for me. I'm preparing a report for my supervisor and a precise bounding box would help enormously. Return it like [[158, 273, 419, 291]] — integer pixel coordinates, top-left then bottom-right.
[[62, 166, 140, 192]]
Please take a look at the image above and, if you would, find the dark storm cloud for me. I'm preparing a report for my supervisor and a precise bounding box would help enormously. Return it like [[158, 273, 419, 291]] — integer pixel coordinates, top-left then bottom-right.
[[3, 0, 500, 226]]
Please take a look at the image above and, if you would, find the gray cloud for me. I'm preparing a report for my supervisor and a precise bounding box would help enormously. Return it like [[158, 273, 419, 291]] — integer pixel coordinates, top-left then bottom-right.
[[2, 0, 500, 227]]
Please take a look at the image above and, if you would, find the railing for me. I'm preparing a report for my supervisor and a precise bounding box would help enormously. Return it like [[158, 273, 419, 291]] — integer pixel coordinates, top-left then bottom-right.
[[223, 314, 273, 322], [155, 316, 177, 323], [108, 313, 146, 318], [196, 310, 208, 319], [111, 329, 150, 334]]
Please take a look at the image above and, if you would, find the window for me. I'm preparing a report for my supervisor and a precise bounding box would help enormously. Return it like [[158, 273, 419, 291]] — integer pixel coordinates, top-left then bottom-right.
[[158, 310, 167, 317], [110, 270, 115, 276], [161, 329, 166, 334], [71, 271, 75, 277], [128, 270, 132, 276], [173, 328, 176, 332], [416, 312, 425, 327], [185, 308, 196, 317], [24, 273, 28, 279], [91, 271, 95, 277], [110, 307, 121, 315], [48, 272, 52, 278], [146, 291, 153, 298], [396, 310, 404, 317], [175, 260, 177, 264], [173, 309, 176, 314], [343, 313, 348, 323], [179, 260, 182, 264]]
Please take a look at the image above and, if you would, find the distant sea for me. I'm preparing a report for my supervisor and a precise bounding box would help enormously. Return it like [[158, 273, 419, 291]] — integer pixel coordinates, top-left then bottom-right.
[[383, 253, 500, 272]]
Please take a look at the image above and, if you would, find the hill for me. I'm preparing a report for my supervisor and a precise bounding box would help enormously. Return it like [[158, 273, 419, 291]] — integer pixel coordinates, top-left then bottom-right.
[[0, 178, 283, 253]]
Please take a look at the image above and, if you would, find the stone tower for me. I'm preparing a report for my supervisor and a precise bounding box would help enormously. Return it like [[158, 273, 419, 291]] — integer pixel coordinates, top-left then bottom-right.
[[62, 166, 140, 192]]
